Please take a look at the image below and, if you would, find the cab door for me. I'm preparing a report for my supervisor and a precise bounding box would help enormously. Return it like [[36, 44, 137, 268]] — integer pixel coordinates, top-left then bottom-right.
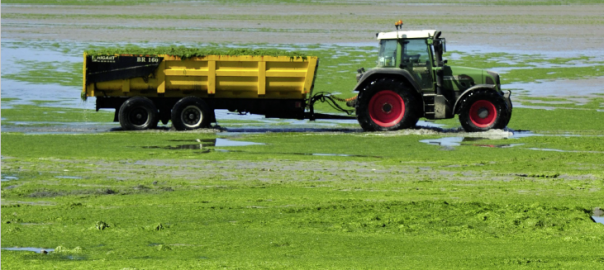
[[400, 38, 434, 93]]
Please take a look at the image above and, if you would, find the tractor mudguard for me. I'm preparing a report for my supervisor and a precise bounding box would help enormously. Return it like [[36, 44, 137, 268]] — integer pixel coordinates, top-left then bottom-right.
[[453, 85, 510, 114], [353, 68, 422, 95]]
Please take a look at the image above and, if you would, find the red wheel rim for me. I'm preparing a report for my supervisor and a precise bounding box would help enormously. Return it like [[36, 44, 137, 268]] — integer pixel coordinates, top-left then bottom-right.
[[469, 100, 497, 128], [369, 90, 405, 127]]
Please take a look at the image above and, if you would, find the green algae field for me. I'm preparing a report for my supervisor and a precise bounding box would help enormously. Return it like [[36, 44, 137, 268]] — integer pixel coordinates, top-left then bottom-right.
[[2, 0, 604, 269]]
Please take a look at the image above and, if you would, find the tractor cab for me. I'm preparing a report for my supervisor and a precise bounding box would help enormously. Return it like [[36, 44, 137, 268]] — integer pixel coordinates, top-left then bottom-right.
[[353, 21, 512, 132], [376, 29, 443, 93]]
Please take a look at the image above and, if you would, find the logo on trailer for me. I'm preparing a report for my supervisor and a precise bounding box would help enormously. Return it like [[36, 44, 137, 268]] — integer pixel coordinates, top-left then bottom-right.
[[92, 55, 116, 63]]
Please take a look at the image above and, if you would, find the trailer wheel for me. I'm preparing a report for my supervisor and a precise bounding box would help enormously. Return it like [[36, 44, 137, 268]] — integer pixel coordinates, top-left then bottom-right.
[[356, 78, 419, 131], [171, 97, 211, 130], [458, 89, 509, 132], [118, 97, 158, 130]]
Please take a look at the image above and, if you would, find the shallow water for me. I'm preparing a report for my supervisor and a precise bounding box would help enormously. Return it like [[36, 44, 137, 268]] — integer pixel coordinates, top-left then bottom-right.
[[418, 129, 538, 149], [1, 175, 19, 181], [142, 138, 264, 151], [1, 247, 54, 253], [2, 40, 603, 136], [1, 42, 93, 109], [507, 77, 604, 97]]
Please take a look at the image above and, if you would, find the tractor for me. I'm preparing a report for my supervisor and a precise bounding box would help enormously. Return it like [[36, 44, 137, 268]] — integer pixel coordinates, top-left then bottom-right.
[[352, 21, 512, 132]]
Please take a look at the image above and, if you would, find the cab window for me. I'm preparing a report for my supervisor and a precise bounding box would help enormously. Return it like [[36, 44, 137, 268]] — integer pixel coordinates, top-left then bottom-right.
[[378, 39, 397, 67], [401, 39, 431, 67]]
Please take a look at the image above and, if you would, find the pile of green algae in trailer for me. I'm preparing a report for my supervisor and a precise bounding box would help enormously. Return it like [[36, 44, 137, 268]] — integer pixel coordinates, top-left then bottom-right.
[[85, 46, 308, 59]]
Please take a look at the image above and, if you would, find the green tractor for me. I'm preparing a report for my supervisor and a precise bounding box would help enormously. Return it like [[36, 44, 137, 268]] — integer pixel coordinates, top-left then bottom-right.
[[352, 23, 512, 132]]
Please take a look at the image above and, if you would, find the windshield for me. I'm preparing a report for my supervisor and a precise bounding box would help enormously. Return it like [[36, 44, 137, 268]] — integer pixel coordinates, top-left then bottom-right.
[[378, 39, 397, 67]]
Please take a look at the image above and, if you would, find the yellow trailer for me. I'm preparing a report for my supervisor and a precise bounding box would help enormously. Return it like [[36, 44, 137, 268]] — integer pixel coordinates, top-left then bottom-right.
[[83, 53, 321, 130]]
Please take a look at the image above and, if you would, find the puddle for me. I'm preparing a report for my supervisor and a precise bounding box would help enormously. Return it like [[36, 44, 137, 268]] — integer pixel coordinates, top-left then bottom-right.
[[1, 175, 19, 181], [506, 77, 604, 97], [142, 138, 264, 151], [420, 136, 465, 148], [592, 208, 604, 225], [592, 216, 604, 225], [420, 136, 524, 149], [419, 128, 524, 148], [214, 109, 360, 130], [214, 138, 263, 147], [217, 127, 361, 134], [418, 129, 603, 152], [1, 247, 54, 253]]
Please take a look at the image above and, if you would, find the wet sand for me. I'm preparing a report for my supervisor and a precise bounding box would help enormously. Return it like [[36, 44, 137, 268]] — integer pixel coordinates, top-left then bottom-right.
[[2, 3, 604, 52]]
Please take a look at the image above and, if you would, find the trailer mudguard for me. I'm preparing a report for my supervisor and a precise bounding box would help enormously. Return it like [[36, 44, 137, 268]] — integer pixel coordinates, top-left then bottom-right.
[[453, 84, 509, 114], [353, 68, 422, 94]]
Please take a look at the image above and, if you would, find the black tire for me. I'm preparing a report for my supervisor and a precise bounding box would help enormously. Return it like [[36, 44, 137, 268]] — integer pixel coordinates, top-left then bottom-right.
[[458, 89, 509, 132], [171, 97, 212, 130], [356, 78, 420, 131], [118, 97, 158, 130], [502, 97, 513, 128]]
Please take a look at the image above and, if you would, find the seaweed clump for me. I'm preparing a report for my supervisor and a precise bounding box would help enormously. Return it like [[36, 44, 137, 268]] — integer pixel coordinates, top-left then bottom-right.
[[85, 45, 307, 59]]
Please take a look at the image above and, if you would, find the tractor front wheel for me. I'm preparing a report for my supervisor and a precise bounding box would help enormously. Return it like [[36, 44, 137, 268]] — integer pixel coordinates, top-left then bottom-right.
[[458, 89, 509, 132]]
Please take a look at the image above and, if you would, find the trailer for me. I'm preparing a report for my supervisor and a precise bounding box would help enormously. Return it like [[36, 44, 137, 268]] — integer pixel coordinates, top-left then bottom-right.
[[83, 23, 512, 132], [83, 53, 341, 130]]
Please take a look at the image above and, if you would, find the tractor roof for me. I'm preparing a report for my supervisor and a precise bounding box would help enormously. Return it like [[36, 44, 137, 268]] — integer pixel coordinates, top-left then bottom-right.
[[377, 30, 437, 40]]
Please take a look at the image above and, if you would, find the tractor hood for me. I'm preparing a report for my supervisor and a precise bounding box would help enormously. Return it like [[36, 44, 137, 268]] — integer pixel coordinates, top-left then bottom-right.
[[443, 66, 500, 91]]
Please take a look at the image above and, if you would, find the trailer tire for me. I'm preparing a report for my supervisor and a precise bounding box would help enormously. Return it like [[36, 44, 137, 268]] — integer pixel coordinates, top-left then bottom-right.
[[458, 89, 509, 132], [118, 97, 158, 130], [356, 78, 419, 131], [171, 97, 212, 130]]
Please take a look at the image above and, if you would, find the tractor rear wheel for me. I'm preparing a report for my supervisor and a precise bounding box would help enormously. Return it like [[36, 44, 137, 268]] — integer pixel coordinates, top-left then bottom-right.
[[458, 89, 509, 132], [356, 78, 419, 131], [118, 97, 158, 130], [171, 97, 212, 130]]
